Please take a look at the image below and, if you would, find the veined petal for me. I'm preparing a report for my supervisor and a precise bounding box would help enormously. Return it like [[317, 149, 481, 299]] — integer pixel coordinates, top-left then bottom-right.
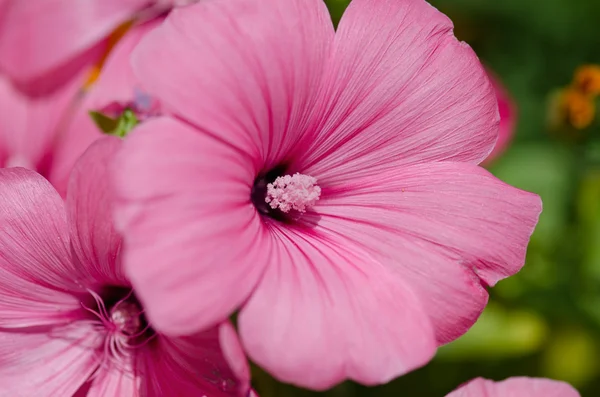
[[131, 0, 333, 168], [0, 323, 101, 396], [239, 225, 435, 390], [86, 364, 139, 397], [0, 168, 82, 327], [298, 0, 498, 184], [114, 118, 269, 335], [138, 325, 250, 396], [67, 137, 125, 286], [315, 162, 541, 343]]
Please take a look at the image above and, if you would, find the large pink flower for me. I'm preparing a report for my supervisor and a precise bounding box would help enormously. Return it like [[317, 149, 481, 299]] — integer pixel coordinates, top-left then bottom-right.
[[0, 138, 252, 396], [114, 0, 542, 389], [0, 0, 197, 95], [446, 377, 580, 396]]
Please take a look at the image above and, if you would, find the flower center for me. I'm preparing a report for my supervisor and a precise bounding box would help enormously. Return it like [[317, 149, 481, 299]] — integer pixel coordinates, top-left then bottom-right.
[[265, 173, 321, 213], [109, 301, 142, 336], [251, 165, 321, 221], [82, 286, 156, 365]]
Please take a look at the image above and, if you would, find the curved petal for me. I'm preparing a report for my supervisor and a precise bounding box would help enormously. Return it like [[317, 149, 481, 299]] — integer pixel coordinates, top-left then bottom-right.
[[113, 117, 269, 335], [0, 0, 147, 93], [138, 325, 250, 396], [219, 322, 251, 389], [314, 162, 541, 343], [87, 364, 139, 396], [47, 22, 161, 195], [297, 0, 498, 184], [46, 100, 107, 198], [0, 168, 83, 328], [0, 324, 101, 396], [0, 73, 81, 174], [131, 0, 334, 169], [483, 70, 516, 165], [238, 225, 435, 390], [446, 377, 580, 397], [67, 137, 125, 286], [87, 20, 162, 111]]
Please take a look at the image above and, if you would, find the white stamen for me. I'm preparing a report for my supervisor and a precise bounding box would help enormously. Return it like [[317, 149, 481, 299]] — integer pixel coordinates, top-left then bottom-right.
[[265, 173, 321, 213]]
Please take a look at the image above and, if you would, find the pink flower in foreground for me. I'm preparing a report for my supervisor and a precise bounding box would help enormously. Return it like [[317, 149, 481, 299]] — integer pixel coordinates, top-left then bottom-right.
[[0, 0, 197, 95], [0, 138, 252, 396], [446, 377, 580, 396], [483, 70, 517, 165], [114, 0, 542, 389]]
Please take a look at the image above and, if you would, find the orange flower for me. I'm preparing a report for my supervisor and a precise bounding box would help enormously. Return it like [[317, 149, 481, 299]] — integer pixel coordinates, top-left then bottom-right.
[[560, 88, 595, 129], [574, 64, 600, 97]]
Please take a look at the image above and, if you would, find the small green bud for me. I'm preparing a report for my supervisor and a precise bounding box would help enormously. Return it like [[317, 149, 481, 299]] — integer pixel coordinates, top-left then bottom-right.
[[89, 108, 140, 138]]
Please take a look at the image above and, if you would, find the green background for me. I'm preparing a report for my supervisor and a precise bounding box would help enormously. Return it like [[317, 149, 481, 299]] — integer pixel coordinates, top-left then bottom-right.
[[251, 0, 600, 395]]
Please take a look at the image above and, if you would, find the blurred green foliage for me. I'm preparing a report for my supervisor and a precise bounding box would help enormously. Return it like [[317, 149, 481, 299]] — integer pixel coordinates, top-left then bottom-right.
[[251, 0, 600, 395]]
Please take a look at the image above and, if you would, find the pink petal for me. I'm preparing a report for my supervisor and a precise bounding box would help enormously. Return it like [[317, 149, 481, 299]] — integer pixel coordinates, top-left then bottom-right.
[[297, 0, 499, 183], [138, 326, 250, 396], [87, 20, 162, 110], [46, 22, 161, 196], [0, 0, 147, 94], [46, 100, 109, 198], [315, 162, 541, 343], [67, 137, 125, 286], [0, 72, 82, 175], [0, 168, 83, 327], [238, 225, 435, 390], [87, 364, 138, 396], [219, 322, 251, 388], [113, 117, 270, 335], [483, 70, 516, 165], [0, 323, 101, 396], [446, 377, 580, 397], [131, 0, 333, 165]]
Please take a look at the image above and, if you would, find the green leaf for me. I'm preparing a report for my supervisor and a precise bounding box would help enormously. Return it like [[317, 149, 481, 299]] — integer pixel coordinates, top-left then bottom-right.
[[89, 111, 119, 134]]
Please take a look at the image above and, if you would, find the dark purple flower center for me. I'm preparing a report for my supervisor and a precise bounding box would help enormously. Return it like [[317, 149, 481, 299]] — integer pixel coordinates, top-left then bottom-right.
[[251, 164, 296, 223], [251, 164, 321, 222], [251, 164, 288, 219]]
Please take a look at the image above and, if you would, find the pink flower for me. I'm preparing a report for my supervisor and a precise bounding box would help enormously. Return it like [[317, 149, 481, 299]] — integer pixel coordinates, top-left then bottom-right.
[[114, 0, 542, 389], [0, 0, 197, 95], [0, 138, 252, 396], [0, 19, 163, 196], [483, 70, 517, 165], [446, 377, 580, 396]]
